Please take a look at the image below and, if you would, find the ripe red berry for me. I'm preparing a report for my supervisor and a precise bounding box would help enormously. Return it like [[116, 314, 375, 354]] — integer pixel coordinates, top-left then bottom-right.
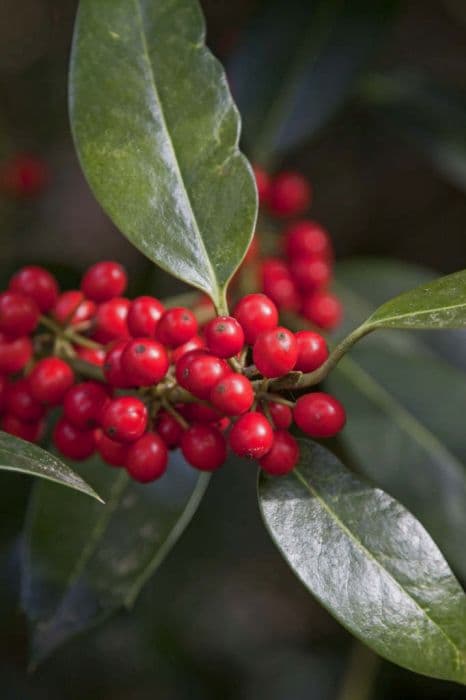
[[210, 373, 254, 416], [268, 172, 312, 218], [204, 315, 245, 358], [126, 432, 168, 482], [63, 381, 109, 430], [0, 375, 7, 413], [181, 423, 226, 471], [289, 256, 332, 292], [229, 412, 273, 459], [155, 307, 198, 348], [0, 334, 33, 374], [101, 396, 148, 443], [171, 335, 205, 364], [127, 296, 164, 337], [179, 402, 221, 424], [259, 430, 299, 476], [121, 338, 169, 387], [93, 297, 130, 343], [253, 326, 297, 378], [293, 392, 346, 438], [155, 410, 184, 449], [81, 261, 127, 302], [175, 350, 230, 400], [9, 266, 59, 312], [95, 429, 128, 467], [268, 401, 293, 429], [75, 346, 105, 367], [53, 417, 95, 460], [302, 292, 343, 330], [28, 357, 74, 405], [0, 154, 48, 198], [53, 290, 96, 326], [262, 261, 300, 311], [6, 379, 45, 422], [233, 293, 278, 345], [284, 220, 332, 261], [0, 291, 39, 338], [295, 330, 329, 372], [103, 340, 131, 388], [1, 414, 44, 442], [253, 165, 271, 205]]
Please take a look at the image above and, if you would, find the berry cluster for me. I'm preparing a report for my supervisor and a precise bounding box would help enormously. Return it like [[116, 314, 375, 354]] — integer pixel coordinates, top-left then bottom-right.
[[252, 167, 343, 330], [0, 248, 346, 481]]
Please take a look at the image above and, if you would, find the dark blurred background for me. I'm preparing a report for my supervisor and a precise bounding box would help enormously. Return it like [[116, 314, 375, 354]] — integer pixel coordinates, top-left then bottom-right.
[[0, 0, 465, 698]]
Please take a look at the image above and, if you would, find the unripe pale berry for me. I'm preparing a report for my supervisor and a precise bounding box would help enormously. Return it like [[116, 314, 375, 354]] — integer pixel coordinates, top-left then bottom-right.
[[229, 412, 273, 459], [204, 315, 244, 358], [259, 430, 299, 476], [253, 326, 298, 378], [181, 423, 226, 471], [293, 392, 346, 438], [210, 373, 254, 416], [233, 293, 278, 345], [81, 261, 127, 302], [126, 432, 168, 483]]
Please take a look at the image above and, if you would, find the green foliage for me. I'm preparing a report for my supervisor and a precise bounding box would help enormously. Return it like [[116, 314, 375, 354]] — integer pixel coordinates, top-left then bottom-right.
[[259, 439, 466, 684], [0, 432, 101, 502], [70, 0, 257, 309]]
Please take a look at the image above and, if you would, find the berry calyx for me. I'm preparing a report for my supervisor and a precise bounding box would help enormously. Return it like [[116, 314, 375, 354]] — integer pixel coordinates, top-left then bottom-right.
[[175, 350, 230, 400], [81, 261, 127, 302], [268, 172, 312, 218], [259, 430, 299, 476], [126, 432, 168, 482], [233, 293, 278, 345], [204, 315, 245, 358], [181, 423, 226, 471], [63, 381, 109, 430], [9, 266, 59, 312], [229, 412, 273, 459], [53, 417, 95, 461], [101, 396, 148, 443], [293, 392, 346, 438], [28, 357, 74, 406], [155, 307, 198, 348], [253, 326, 298, 378], [0, 291, 39, 338], [121, 338, 169, 386], [294, 330, 329, 372], [127, 296, 164, 337], [210, 373, 254, 416]]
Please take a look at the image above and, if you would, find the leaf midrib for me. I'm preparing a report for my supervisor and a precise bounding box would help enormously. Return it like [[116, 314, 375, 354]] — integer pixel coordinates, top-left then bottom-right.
[[370, 299, 466, 327], [132, 0, 219, 303], [291, 466, 465, 671]]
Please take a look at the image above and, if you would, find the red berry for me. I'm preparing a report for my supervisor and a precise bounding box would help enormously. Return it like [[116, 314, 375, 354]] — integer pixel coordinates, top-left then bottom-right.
[[268, 172, 312, 217], [1, 414, 44, 442], [262, 261, 300, 311], [302, 292, 343, 330], [6, 379, 45, 422], [244, 235, 259, 263], [253, 166, 271, 205], [181, 423, 226, 471], [53, 417, 95, 460], [126, 432, 168, 483], [204, 315, 245, 358], [103, 340, 131, 388], [9, 266, 59, 312], [285, 220, 332, 261], [253, 327, 297, 378], [171, 335, 205, 364], [93, 297, 130, 343], [295, 331, 329, 372], [121, 338, 169, 386], [155, 307, 198, 348], [0, 334, 33, 374], [53, 290, 96, 326], [259, 430, 299, 476], [155, 410, 184, 449], [268, 401, 293, 429], [101, 396, 148, 443], [28, 357, 74, 406], [289, 256, 332, 292], [179, 402, 221, 424], [0, 291, 39, 338], [0, 375, 7, 413], [233, 293, 278, 345], [175, 350, 230, 400], [81, 261, 127, 302], [127, 296, 164, 337], [293, 392, 346, 438], [0, 154, 48, 198], [75, 346, 105, 367], [229, 412, 273, 459], [95, 429, 128, 467], [63, 381, 109, 430], [210, 373, 254, 416]]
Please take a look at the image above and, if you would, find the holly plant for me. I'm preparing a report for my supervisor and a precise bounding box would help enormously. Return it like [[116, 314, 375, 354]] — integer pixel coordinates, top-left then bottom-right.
[[0, 0, 465, 686]]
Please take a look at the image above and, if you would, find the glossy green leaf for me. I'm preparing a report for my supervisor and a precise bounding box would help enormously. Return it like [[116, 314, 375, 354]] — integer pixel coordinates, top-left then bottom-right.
[[364, 268, 466, 331], [70, 0, 256, 309], [22, 451, 209, 666], [0, 432, 101, 502], [229, 0, 398, 165], [259, 440, 466, 684]]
